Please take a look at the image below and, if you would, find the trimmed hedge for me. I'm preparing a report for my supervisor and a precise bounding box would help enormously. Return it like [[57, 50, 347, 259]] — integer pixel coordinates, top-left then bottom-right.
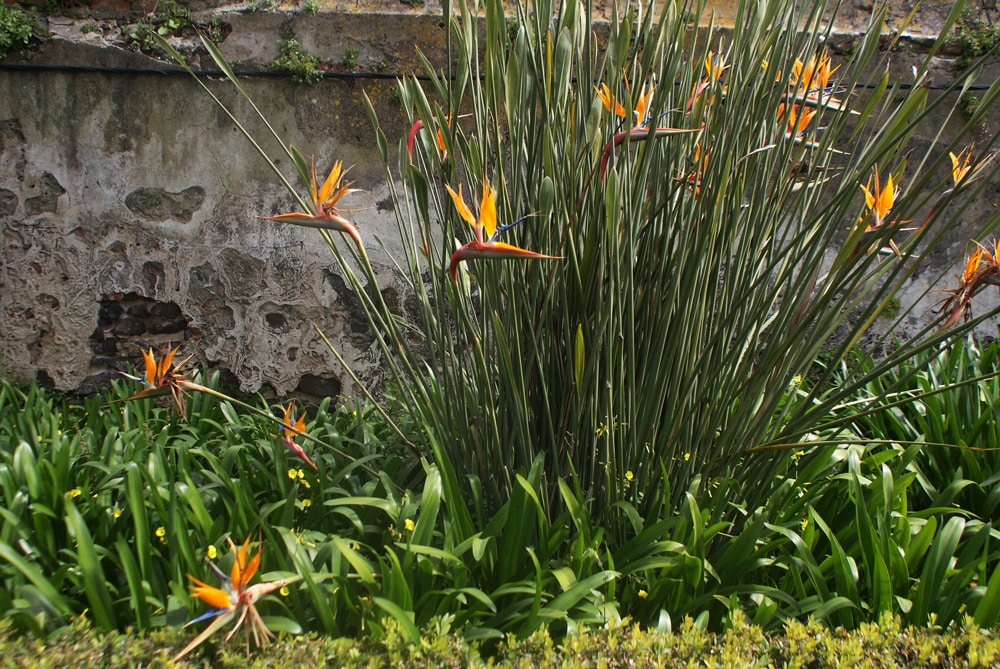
[[4, 613, 1000, 668]]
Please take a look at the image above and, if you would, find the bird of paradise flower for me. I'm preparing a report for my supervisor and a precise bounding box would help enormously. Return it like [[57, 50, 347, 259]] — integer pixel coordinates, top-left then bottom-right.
[[686, 50, 729, 110], [859, 166, 901, 232], [406, 113, 470, 162], [119, 345, 208, 414], [262, 159, 363, 251], [939, 239, 1000, 329], [785, 51, 848, 112], [445, 179, 560, 281], [174, 535, 300, 661], [777, 103, 816, 139], [595, 77, 655, 126], [848, 165, 910, 258], [595, 75, 701, 180], [277, 402, 318, 471]]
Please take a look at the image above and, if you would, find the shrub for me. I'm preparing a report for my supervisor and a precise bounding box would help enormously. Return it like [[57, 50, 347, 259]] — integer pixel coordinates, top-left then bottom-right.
[[0, 4, 33, 60], [949, 15, 1000, 71], [274, 38, 323, 84], [6, 614, 1000, 667]]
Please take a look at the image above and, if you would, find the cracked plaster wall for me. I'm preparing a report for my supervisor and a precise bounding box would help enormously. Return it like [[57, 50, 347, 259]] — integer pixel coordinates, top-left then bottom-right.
[[0, 28, 421, 396], [2, 3, 1000, 399]]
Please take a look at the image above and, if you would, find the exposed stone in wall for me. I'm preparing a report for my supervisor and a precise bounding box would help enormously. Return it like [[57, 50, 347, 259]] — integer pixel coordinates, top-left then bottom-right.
[[296, 372, 341, 398], [0, 190, 15, 216], [125, 186, 205, 222], [84, 292, 190, 391], [23, 172, 66, 215]]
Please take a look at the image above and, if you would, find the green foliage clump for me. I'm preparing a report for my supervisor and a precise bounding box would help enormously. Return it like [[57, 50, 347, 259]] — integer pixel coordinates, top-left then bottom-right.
[[155, 1, 192, 37], [949, 16, 1000, 71], [5, 615, 1000, 668], [246, 0, 276, 13], [342, 46, 359, 69], [205, 15, 226, 44], [125, 1, 193, 51], [0, 375, 413, 637], [0, 4, 33, 60], [960, 92, 981, 118], [5, 338, 1000, 644], [274, 38, 323, 84]]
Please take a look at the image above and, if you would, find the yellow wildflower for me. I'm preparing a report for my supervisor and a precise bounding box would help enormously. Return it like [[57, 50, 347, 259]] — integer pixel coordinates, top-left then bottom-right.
[[67, 488, 82, 498], [404, 518, 416, 532]]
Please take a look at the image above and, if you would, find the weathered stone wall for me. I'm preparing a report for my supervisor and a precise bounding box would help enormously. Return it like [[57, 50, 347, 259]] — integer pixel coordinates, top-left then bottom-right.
[[1, 1, 999, 400], [0, 20, 432, 396]]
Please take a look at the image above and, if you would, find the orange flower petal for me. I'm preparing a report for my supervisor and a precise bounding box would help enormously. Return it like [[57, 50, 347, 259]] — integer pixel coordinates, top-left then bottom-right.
[[142, 348, 157, 386], [445, 184, 477, 228], [230, 536, 250, 590], [188, 576, 233, 610], [159, 346, 178, 379], [318, 161, 343, 206], [479, 181, 497, 240]]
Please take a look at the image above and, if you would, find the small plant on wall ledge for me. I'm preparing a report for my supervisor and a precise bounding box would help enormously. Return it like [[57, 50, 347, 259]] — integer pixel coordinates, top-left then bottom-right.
[[124, 0, 194, 53], [0, 3, 34, 60], [342, 47, 359, 70], [274, 38, 323, 84], [948, 13, 1000, 71]]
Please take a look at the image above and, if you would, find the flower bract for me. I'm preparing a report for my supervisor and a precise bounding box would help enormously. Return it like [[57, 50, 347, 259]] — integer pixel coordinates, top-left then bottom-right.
[[262, 160, 363, 250], [444, 180, 559, 281]]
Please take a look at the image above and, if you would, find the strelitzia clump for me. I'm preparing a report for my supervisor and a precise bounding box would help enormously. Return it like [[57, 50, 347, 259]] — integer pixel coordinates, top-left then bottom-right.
[[160, 0, 1000, 596]]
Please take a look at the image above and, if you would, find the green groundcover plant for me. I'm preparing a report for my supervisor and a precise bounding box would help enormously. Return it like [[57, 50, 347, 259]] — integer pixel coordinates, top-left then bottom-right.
[[5, 335, 1000, 653], [5, 611, 1000, 667], [4, 0, 1000, 658]]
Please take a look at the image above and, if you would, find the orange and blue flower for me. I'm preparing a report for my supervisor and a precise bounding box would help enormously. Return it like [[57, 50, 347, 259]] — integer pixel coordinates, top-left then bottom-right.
[[445, 180, 560, 281]]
